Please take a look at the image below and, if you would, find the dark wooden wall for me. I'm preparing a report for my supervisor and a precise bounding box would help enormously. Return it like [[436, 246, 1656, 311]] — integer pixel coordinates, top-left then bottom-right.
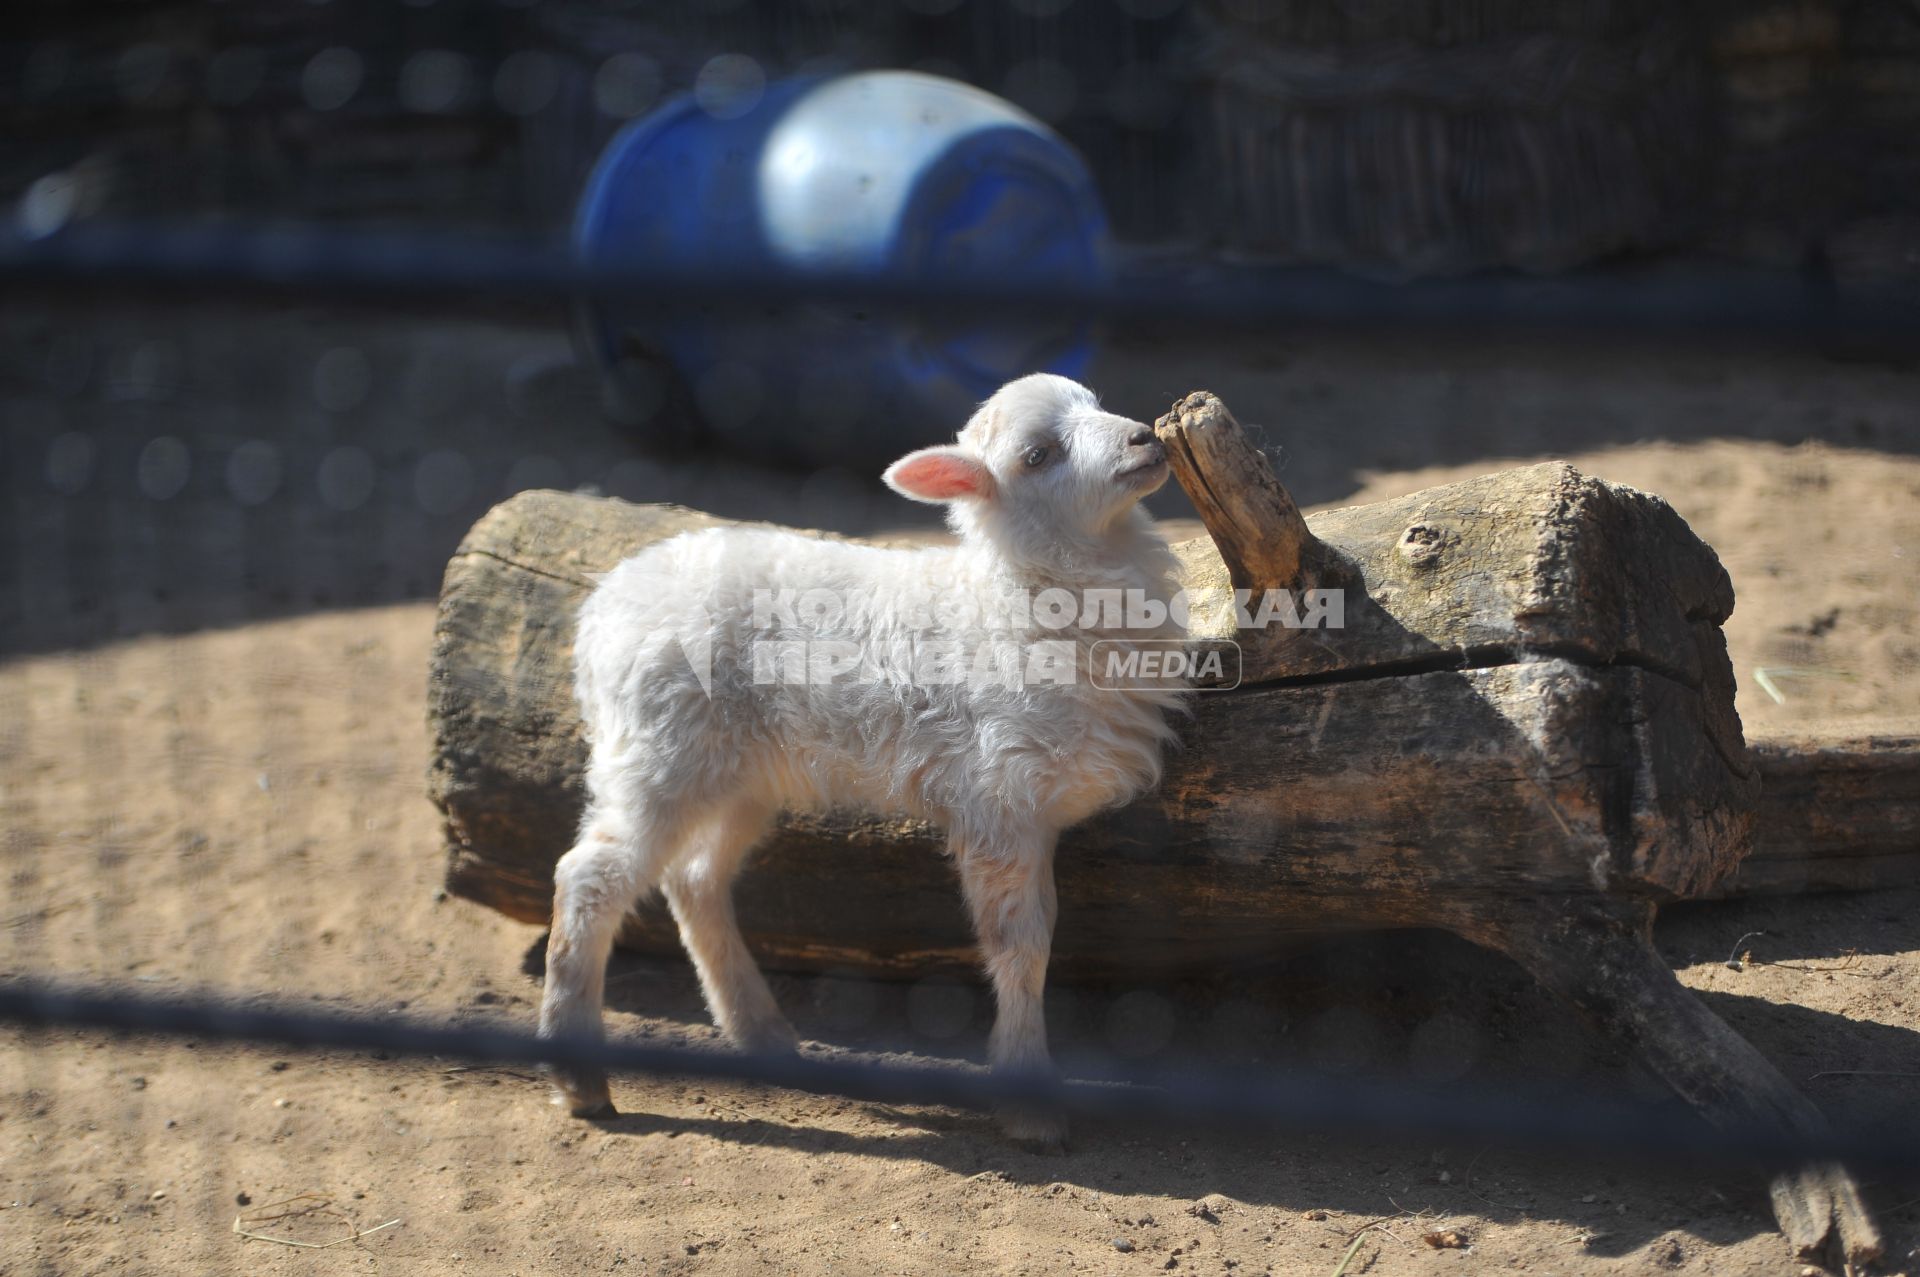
[[4, 1, 1916, 274]]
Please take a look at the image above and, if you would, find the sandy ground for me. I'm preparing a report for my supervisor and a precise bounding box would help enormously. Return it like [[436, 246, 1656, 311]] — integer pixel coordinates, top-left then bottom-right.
[[3, 316, 1920, 1275]]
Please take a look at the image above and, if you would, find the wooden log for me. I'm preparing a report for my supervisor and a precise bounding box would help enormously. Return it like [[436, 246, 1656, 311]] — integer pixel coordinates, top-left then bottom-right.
[[428, 461, 1763, 965], [426, 462, 1918, 941]]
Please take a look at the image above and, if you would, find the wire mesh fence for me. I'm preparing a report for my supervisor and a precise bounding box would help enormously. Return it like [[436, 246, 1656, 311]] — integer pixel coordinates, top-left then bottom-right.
[[5, 2, 1920, 1274]]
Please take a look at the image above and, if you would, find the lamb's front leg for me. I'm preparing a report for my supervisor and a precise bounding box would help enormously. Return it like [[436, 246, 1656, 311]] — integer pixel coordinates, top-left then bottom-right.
[[955, 826, 1066, 1151]]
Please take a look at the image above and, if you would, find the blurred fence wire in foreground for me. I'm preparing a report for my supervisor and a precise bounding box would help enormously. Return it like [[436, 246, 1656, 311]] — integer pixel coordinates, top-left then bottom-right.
[[7, 222, 1920, 340], [7, 978, 1920, 1179]]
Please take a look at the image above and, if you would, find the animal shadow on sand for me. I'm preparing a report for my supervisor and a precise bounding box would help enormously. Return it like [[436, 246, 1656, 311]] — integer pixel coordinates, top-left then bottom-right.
[[521, 894, 1920, 1261]]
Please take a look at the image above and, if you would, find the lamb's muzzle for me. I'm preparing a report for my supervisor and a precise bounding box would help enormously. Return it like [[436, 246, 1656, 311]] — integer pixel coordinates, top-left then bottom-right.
[[537, 373, 1189, 1148]]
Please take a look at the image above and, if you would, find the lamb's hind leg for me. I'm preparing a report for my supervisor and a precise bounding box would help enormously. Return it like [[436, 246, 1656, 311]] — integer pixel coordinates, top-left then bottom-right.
[[539, 794, 695, 1118], [955, 826, 1066, 1151], [661, 798, 798, 1055]]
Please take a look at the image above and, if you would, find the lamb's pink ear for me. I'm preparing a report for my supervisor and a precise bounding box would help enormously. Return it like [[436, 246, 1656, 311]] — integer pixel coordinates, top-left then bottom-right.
[[882, 446, 994, 504]]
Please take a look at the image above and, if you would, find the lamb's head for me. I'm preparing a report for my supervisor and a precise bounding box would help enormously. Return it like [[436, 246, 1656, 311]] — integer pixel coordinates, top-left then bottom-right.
[[882, 374, 1168, 569]]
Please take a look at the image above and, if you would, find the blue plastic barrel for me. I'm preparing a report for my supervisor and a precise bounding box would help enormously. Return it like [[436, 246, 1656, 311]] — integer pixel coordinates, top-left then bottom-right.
[[573, 70, 1110, 467]]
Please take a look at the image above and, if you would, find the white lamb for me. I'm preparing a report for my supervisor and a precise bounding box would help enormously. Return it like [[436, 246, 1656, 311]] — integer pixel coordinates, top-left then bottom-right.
[[539, 372, 1186, 1146]]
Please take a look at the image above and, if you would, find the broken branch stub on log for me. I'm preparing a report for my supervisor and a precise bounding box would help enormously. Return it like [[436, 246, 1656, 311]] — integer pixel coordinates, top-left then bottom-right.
[[1153, 390, 1340, 595]]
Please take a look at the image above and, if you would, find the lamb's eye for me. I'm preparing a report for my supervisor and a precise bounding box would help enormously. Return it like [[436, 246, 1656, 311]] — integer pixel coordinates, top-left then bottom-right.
[[1023, 445, 1050, 469]]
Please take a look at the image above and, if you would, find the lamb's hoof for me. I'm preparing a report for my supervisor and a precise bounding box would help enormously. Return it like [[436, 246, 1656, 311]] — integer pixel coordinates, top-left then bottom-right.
[[998, 1105, 1069, 1154], [733, 1020, 802, 1058], [547, 1065, 615, 1120]]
